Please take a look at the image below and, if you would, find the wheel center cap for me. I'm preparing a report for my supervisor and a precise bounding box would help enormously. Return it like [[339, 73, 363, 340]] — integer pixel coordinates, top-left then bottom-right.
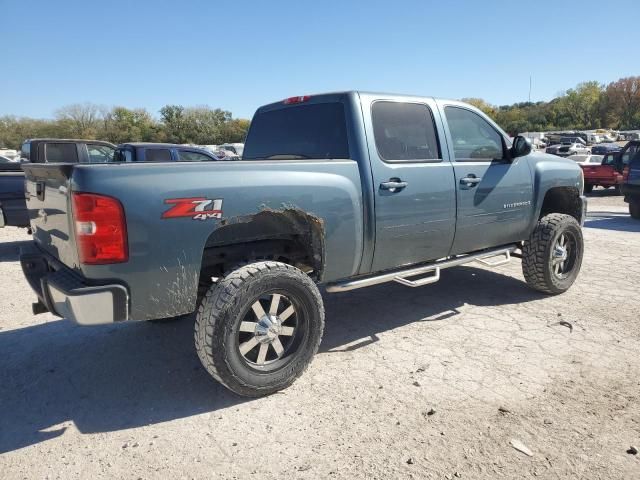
[[554, 245, 568, 261], [255, 315, 281, 344]]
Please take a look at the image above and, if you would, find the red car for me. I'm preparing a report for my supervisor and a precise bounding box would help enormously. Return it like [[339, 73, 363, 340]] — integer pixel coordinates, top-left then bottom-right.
[[581, 151, 627, 193]]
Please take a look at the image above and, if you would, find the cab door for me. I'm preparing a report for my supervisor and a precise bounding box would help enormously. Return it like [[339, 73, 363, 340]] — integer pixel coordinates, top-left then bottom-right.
[[360, 95, 457, 272], [439, 103, 533, 255]]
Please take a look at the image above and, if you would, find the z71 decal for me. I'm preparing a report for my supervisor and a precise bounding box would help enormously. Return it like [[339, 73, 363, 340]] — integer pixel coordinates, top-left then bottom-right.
[[162, 197, 223, 220]]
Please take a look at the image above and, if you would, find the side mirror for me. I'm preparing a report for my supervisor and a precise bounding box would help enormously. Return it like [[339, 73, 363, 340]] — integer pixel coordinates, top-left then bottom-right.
[[510, 135, 532, 159]]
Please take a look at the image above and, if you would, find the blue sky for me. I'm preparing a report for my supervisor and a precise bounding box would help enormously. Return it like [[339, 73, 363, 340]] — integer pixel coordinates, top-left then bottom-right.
[[2, 0, 637, 119]]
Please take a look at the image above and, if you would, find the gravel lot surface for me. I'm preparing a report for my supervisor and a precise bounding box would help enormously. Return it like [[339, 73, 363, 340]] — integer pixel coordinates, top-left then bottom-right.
[[1, 190, 639, 479]]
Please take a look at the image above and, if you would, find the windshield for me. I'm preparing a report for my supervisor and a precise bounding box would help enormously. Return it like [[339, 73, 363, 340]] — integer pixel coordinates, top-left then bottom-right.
[[243, 102, 350, 160]]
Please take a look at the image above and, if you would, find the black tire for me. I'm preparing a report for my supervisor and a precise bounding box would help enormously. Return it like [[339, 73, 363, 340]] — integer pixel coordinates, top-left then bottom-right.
[[522, 213, 584, 294], [630, 200, 640, 220], [584, 184, 593, 193], [195, 261, 324, 397]]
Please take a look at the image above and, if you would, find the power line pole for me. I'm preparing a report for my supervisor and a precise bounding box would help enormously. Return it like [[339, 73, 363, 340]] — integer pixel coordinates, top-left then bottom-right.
[[528, 76, 532, 103]]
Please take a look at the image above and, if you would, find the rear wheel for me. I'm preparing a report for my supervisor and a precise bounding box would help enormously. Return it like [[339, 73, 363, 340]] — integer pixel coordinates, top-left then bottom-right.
[[630, 200, 640, 220], [522, 213, 584, 294], [195, 261, 324, 397], [584, 184, 593, 193]]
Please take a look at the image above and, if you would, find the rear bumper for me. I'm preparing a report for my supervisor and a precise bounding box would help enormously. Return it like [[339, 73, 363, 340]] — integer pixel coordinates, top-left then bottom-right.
[[20, 243, 129, 325]]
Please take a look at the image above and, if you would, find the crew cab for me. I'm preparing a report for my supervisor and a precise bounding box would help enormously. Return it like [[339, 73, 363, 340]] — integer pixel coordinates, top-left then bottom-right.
[[113, 143, 223, 162], [0, 139, 116, 228], [20, 92, 586, 396], [581, 151, 626, 193]]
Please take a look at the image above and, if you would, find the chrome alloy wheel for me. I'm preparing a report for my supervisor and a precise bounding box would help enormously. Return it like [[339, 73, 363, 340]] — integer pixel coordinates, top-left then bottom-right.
[[552, 232, 576, 277], [237, 293, 299, 367]]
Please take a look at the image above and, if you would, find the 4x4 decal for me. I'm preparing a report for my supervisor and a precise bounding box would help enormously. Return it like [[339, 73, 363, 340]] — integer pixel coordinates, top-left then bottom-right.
[[162, 197, 223, 220]]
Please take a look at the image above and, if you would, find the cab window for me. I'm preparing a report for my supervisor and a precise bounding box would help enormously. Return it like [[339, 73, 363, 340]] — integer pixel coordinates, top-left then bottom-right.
[[178, 150, 215, 162], [444, 107, 504, 161], [87, 144, 116, 163], [145, 149, 172, 162]]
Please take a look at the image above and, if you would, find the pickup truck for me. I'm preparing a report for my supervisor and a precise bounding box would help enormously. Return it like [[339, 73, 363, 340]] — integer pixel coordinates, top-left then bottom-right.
[[0, 139, 116, 228], [581, 150, 625, 193], [113, 143, 223, 162], [20, 92, 587, 396], [617, 141, 640, 218]]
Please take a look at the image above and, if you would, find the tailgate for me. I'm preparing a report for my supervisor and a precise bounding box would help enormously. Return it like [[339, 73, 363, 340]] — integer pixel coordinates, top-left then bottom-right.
[[22, 164, 79, 268]]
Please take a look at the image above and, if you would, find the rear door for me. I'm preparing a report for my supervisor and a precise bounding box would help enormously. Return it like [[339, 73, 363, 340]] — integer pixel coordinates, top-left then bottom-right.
[[440, 103, 533, 255], [360, 94, 456, 272]]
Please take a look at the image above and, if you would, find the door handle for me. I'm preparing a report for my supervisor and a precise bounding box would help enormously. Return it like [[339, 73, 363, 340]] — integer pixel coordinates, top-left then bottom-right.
[[460, 175, 481, 188], [380, 179, 408, 192]]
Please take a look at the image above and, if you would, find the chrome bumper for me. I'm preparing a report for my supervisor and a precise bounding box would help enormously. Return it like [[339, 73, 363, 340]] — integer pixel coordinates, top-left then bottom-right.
[[20, 244, 129, 325]]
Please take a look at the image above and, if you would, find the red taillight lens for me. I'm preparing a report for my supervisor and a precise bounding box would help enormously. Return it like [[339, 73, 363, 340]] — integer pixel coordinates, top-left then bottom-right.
[[283, 95, 311, 104], [72, 193, 128, 264]]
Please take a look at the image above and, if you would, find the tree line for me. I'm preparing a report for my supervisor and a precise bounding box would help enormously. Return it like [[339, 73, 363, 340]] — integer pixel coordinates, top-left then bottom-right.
[[463, 76, 640, 135], [0, 104, 250, 150], [1, 75, 639, 150]]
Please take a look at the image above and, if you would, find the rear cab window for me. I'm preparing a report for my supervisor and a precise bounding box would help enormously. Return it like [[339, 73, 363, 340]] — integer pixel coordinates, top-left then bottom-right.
[[21, 141, 31, 161], [243, 102, 350, 160]]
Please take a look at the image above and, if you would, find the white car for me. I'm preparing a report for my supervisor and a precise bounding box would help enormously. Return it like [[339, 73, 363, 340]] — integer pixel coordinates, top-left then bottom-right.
[[567, 153, 603, 165]]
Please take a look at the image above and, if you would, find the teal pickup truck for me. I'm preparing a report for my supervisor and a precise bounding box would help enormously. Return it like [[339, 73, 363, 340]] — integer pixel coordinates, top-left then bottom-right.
[[20, 92, 586, 396]]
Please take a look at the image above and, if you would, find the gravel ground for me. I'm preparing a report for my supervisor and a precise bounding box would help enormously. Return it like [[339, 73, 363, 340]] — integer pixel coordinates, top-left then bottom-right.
[[1, 190, 639, 479]]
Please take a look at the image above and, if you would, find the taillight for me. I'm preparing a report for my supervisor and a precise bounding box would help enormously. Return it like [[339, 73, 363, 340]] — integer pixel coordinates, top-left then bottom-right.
[[283, 95, 311, 104], [72, 192, 128, 264]]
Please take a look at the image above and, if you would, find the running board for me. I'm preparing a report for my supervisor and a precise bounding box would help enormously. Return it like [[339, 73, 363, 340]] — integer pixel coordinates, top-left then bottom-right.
[[325, 245, 517, 293]]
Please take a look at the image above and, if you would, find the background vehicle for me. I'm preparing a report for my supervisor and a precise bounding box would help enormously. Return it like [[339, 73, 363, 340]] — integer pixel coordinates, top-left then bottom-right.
[[617, 141, 640, 218], [0, 155, 16, 163], [591, 143, 622, 155], [20, 92, 586, 397], [219, 143, 244, 157], [19, 139, 116, 163], [568, 153, 603, 165], [581, 152, 625, 193], [1, 139, 116, 229], [113, 143, 223, 162], [546, 137, 590, 157]]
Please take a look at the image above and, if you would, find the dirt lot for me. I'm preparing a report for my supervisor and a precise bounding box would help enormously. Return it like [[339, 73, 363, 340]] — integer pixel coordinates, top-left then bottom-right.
[[1, 191, 639, 479]]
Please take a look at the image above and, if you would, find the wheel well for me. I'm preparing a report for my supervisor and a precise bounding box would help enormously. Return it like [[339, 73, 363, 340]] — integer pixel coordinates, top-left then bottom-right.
[[539, 187, 582, 222], [198, 208, 324, 293]]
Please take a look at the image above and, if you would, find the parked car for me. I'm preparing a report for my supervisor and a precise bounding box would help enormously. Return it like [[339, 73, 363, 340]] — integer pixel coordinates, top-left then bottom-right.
[[20, 92, 586, 396], [219, 143, 244, 157], [617, 141, 640, 218], [567, 153, 603, 165], [0, 139, 117, 229], [580, 152, 625, 193], [591, 143, 622, 155], [546, 137, 589, 157], [113, 143, 223, 162]]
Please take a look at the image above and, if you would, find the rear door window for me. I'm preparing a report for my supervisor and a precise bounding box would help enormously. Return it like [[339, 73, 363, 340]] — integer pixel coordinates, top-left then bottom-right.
[[371, 101, 441, 162], [87, 144, 116, 163], [145, 149, 172, 162], [178, 150, 215, 162], [45, 143, 79, 163], [243, 102, 349, 160]]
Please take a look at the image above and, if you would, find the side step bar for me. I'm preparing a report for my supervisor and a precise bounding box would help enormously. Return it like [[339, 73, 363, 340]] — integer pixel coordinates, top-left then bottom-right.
[[325, 245, 517, 293]]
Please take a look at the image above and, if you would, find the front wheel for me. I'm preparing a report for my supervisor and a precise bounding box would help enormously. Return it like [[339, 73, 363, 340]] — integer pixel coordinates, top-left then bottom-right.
[[195, 261, 324, 397], [522, 213, 584, 294], [630, 200, 640, 220]]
